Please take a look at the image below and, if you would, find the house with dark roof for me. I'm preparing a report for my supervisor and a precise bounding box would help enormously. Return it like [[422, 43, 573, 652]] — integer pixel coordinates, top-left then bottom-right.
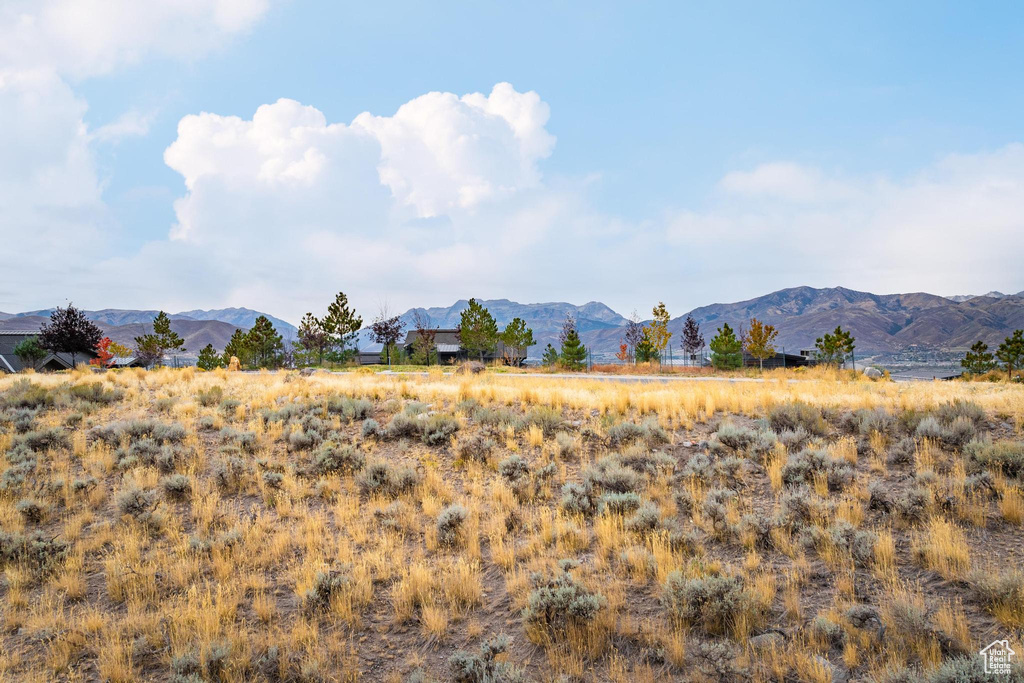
[[0, 331, 98, 373], [403, 329, 526, 365], [358, 329, 528, 365]]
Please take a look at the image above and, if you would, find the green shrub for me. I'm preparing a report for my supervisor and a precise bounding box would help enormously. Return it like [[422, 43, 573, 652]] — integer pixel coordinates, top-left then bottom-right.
[[523, 565, 606, 635], [560, 482, 596, 516], [780, 448, 853, 491], [662, 573, 752, 635], [161, 474, 191, 500], [0, 530, 68, 572], [768, 401, 828, 436], [361, 418, 382, 439], [437, 504, 468, 547], [0, 380, 54, 409], [597, 492, 642, 515], [69, 382, 123, 404], [196, 385, 224, 407], [303, 568, 351, 613], [449, 634, 523, 683], [15, 498, 45, 524], [965, 438, 1024, 478], [583, 455, 641, 493], [357, 461, 420, 497], [498, 455, 529, 483], [313, 443, 365, 475], [385, 412, 423, 440], [457, 435, 495, 463], [422, 414, 460, 447]]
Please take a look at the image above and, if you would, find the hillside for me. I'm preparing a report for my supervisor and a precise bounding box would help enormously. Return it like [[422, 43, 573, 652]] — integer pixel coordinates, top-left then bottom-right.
[[600, 287, 1024, 356], [0, 318, 240, 355], [7, 307, 296, 340], [358, 299, 628, 356], [394, 287, 1024, 358]]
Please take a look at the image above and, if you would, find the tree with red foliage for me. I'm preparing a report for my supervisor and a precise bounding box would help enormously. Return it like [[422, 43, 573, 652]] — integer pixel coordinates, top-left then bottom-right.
[[615, 342, 629, 362], [91, 337, 115, 368]]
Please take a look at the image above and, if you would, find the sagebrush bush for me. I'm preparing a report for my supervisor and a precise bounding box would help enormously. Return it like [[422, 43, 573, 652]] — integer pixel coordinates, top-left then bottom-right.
[[662, 572, 752, 635], [313, 443, 365, 475], [116, 486, 155, 519], [449, 634, 523, 683], [196, 385, 224, 406], [523, 566, 606, 636], [437, 504, 468, 547], [781, 448, 853, 491], [498, 455, 530, 482], [560, 481, 596, 516], [965, 438, 1024, 478], [357, 461, 420, 497], [0, 529, 68, 573], [361, 418, 382, 438], [161, 474, 191, 500], [458, 434, 495, 463], [583, 455, 642, 493], [303, 568, 351, 612], [597, 491, 642, 515], [422, 414, 460, 447], [768, 401, 828, 435], [385, 412, 423, 440], [625, 501, 661, 534]]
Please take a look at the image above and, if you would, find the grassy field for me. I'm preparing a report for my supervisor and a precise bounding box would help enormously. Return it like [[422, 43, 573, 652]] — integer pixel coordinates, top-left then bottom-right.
[[1, 368, 1023, 681]]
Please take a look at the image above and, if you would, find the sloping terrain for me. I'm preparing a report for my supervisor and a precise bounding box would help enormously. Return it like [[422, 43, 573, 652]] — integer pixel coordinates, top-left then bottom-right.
[[0, 318, 240, 354]]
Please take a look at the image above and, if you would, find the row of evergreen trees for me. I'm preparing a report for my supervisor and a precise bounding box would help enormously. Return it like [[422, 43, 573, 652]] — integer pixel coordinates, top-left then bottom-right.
[[961, 331, 1024, 379]]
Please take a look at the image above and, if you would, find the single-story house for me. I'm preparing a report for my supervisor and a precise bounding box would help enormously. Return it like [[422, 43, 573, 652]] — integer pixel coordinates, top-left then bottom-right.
[[742, 351, 811, 368], [358, 329, 528, 365], [0, 330, 98, 373], [403, 329, 526, 365]]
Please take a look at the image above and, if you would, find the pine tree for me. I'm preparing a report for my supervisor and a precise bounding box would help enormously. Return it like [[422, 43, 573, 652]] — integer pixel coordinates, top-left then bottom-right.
[[634, 328, 659, 363], [322, 292, 362, 362], [560, 329, 587, 371], [12, 336, 47, 371], [134, 335, 163, 368], [457, 298, 498, 361], [996, 330, 1024, 380], [709, 323, 743, 370], [814, 326, 856, 367], [197, 344, 223, 371], [221, 328, 251, 368], [744, 317, 779, 370], [961, 340, 996, 375], [153, 311, 185, 355], [38, 303, 103, 367], [246, 316, 284, 369], [499, 317, 535, 366], [680, 314, 704, 361], [541, 344, 560, 367]]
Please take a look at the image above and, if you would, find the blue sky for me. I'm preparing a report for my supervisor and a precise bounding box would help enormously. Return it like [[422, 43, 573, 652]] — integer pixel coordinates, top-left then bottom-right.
[[3, 1, 1024, 322]]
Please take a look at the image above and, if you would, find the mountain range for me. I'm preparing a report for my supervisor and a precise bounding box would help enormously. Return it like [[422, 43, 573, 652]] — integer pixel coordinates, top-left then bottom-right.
[[2, 286, 1022, 359]]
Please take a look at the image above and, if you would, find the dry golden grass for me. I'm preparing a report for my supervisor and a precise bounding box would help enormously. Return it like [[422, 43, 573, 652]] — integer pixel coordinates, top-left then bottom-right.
[[0, 368, 1021, 681]]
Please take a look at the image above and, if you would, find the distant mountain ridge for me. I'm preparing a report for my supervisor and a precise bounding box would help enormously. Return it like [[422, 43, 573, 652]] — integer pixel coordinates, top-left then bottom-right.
[[5, 286, 1022, 360], [583, 286, 1024, 357], [356, 299, 627, 356], [4, 307, 297, 340]]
